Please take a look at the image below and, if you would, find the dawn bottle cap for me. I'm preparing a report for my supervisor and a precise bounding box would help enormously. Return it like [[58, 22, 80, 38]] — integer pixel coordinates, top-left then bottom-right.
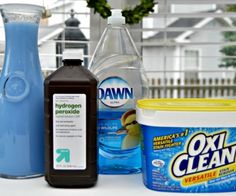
[[108, 9, 125, 26]]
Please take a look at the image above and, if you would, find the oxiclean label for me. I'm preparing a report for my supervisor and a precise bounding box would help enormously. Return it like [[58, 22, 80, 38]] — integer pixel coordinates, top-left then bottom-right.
[[141, 126, 236, 193]]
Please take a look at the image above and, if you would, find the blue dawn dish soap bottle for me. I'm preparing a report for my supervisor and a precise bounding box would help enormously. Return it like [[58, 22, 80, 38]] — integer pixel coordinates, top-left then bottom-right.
[[89, 9, 148, 174]]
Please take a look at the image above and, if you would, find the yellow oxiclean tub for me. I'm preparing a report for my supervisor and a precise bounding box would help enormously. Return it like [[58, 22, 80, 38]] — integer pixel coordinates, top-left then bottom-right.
[[136, 99, 236, 193]]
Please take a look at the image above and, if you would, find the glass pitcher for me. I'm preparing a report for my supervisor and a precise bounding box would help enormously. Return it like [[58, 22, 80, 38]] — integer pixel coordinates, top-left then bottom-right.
[[0, 4, 45, 178]]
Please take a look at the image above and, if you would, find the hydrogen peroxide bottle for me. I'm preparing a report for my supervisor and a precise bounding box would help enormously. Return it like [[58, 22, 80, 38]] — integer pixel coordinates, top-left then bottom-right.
[[89, 9, 148, 174], [45, 50, 97, 187]]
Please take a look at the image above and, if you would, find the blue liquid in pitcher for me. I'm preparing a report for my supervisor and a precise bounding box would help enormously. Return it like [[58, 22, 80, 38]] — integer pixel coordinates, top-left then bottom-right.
[[0, 22, 44, 178]]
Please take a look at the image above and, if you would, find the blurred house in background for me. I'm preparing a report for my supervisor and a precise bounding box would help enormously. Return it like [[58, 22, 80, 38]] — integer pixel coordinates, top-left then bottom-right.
[[143, 9, 234, 80]]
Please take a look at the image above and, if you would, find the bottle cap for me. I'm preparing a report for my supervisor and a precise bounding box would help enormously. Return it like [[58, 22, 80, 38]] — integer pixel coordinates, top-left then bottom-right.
[[107, 9, 125, 25], [62, 49, 83, 60]]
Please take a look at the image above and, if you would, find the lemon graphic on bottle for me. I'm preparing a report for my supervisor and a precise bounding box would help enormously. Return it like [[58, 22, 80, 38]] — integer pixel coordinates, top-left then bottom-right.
[[116, 110, 141, 149]]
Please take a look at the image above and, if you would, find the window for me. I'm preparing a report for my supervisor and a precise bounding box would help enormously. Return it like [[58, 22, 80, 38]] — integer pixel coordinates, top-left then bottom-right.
[[184, 49, 200, 80], [141, 0, 236, 98], [0, 0, 236, 98], [0, 0, 90, 69]]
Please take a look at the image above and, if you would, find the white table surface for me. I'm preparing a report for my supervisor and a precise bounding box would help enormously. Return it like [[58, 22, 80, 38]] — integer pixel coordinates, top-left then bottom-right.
[[0, 174, 235, 196]]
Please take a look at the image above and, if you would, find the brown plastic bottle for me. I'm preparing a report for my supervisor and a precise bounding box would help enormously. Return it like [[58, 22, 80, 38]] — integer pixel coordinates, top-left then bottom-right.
[[44, 50, 97, 188]]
